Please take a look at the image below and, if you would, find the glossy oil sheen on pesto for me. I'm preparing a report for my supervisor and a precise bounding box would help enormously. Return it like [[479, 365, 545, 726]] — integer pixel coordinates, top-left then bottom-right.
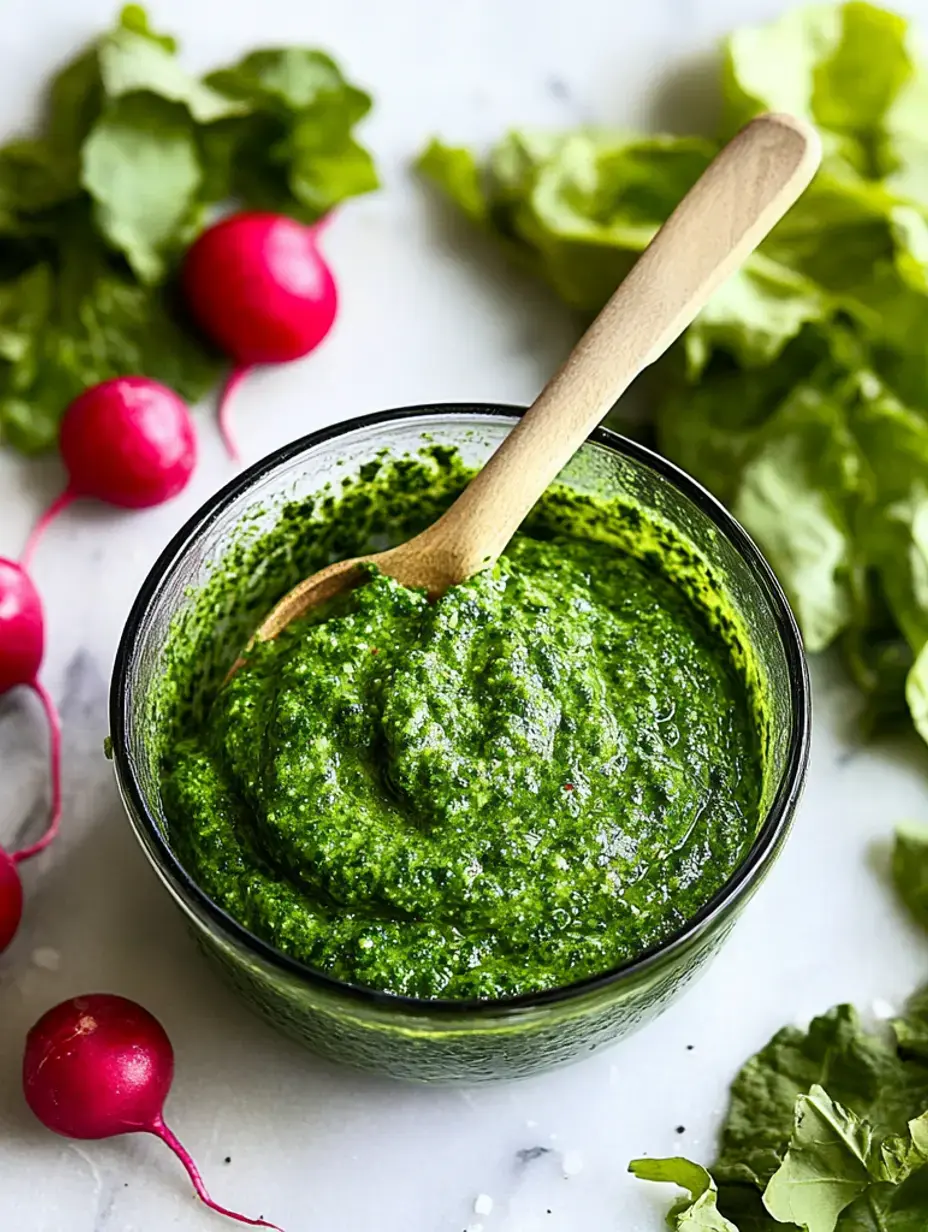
[[157, 447, 765, 1001]]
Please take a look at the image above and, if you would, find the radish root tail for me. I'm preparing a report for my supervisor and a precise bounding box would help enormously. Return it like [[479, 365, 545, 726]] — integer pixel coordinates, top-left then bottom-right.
[[151, 1118, 283, 1230], [12, 679, 62, 864], [22, 490, 77, 570], [217, 367, 254, 463]]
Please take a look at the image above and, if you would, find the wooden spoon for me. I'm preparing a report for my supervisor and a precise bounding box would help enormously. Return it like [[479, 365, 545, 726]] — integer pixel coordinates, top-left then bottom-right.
[[245, 112, 821, 653]]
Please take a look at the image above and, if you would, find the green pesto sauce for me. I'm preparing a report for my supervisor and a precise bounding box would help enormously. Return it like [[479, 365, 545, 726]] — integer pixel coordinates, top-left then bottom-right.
[[157, 447, 765, 1001]]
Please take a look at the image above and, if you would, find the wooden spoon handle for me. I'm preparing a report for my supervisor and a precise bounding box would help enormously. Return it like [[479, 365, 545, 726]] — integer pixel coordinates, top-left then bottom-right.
[[422, 112, 821, 579]]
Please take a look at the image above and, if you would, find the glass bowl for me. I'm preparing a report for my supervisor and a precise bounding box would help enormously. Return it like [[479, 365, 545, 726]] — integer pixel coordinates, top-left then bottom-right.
[[110, 405, 810, 1083]]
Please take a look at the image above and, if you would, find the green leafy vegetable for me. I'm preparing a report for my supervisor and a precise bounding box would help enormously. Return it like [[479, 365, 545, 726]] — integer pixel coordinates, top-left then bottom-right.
[[893, 821, 928, 932], [629, 1158, 739, 1231], [763, 1086, 928, 1231], [633, 1003, 928, 1231], [0, 219, 222, 453], [0, 4, 377, 452], [629, 845, 928, 1232], [81, 95, 203, 283], [203, 49, 377, 220], [417, 0, 928, 749]]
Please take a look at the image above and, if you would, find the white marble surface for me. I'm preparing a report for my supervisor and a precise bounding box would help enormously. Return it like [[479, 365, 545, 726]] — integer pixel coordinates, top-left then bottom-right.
[[3, 1, 928, 1229]]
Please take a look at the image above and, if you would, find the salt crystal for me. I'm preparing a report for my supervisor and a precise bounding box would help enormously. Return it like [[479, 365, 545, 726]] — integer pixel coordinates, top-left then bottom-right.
[[474, 1194, 494, 1216], [32, 947, 60, 971], [872, 999, 896, 1021]]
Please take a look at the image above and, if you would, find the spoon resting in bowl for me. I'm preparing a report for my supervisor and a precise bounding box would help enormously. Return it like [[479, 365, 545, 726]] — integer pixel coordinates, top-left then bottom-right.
[[239, 111, 821, 661]]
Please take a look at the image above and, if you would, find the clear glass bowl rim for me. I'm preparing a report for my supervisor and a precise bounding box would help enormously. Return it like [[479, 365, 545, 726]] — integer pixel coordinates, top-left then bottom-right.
[[110, 403, 812, 1019]]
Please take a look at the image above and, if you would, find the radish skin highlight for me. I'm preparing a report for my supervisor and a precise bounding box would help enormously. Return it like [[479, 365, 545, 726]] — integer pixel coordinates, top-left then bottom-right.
[[23, 995, 283, 1229], [23, 377, 197, 566], [0, 558, 62, 950], [183, 211, 338, 460]]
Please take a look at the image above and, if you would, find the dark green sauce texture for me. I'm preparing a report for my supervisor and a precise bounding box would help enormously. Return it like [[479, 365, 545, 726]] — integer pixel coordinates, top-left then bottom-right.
[[158, 448, 765, 1001]]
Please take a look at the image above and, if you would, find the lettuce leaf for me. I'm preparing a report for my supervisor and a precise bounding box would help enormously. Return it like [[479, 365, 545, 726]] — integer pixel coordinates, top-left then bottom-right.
[[893, 821, 928, 933], [629, 826, 928, 1231], [0, 212, 222, 453], [763, 1087, 928, 1231], [418, 131, 716, 311], [417, 0, 928, 747], [0, 4, 377, 451], [629, 1159, 740, 1231], [633, 1002, 928, 1232], [204, 48, 377, 220]]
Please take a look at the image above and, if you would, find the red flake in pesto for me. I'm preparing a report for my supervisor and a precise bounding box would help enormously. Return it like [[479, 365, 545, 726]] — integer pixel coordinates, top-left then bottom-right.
[[370, 647, 379, 654], [564, 784, 574, 792]]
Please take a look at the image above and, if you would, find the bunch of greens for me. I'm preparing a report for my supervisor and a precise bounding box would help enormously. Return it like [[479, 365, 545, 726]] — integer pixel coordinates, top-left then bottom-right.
[[631, 820, 928, 1232], [417, 0, 928, 746], [0, 4, 377, 453]]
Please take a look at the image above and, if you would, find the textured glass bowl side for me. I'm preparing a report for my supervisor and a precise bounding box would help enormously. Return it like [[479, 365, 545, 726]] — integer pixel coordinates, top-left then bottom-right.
[[111, 406, 810, 1083]]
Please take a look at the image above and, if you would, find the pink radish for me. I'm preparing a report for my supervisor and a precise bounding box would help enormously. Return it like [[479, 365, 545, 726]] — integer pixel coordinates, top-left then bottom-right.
[[0, 558, 61, 951], [0, 849, 24, 952], [182, 211, 338, 461], [24, 995, 283, 1230], [23, 377, 197, 566]]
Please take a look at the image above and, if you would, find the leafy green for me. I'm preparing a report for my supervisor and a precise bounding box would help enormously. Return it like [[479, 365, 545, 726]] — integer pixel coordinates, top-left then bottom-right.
[[763, 1086, 928, 1231], [81, 95, 203, 283], [629, 1159, 739, 1231], [893, 821, 928, 933], [721, 1, 914, 170], [713, 1004, 928, 1195], [633, 1003, 928, 1232], [0, 216, 222, 453], [629, 826, 928, 1231], [418, 130, 715, 311], [204, 48, 377, 220], [97, 14, 245, 123], [730, 381, 859, 653], [0, 5, 377, 452], [417, 0, 928, 749]]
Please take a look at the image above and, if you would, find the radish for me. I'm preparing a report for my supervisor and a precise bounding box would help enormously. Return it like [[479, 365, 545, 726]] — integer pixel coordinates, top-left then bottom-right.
[[23, 377, 197, 566], [182, 211, 338, 461], [0, 557, 61, 951], [0, 848, 24, 952], [23, 995, 283, 1230]]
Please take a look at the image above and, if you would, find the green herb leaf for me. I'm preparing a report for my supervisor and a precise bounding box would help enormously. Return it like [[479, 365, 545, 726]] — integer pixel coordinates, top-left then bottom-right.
[[0, 5, 376, 451], [629, 1158, 741, 1231], [630, 833, 928, 1232], [417, 130, 715, 311], [98, 11, 245, 123], [81, 95, 202, 283], [632, 1002, 928, 1232], [763, 1087, 928, 1232], [892, 821, 928, 933], [731, 381, 860, 653], [205, 48, 377, 220], [721, 2, 913, 155], [0, 217, 220, 453], [763, 1086, 885, 1231]]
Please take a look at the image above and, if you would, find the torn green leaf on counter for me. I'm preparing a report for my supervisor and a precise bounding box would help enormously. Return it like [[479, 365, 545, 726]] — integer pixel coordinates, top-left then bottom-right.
[[417, 0, 928, 751], [0, 4, 377, 453], [631, 819, 928, 1231], [630, 1159, 738, 1231]]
